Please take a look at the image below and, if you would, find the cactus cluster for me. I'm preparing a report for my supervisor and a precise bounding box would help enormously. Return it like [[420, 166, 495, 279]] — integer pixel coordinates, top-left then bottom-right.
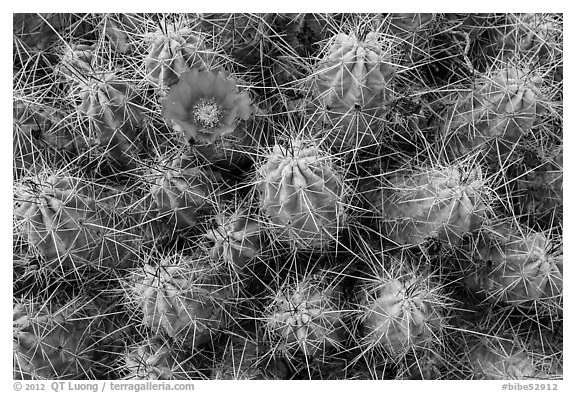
[[14, 13, 562, 381]]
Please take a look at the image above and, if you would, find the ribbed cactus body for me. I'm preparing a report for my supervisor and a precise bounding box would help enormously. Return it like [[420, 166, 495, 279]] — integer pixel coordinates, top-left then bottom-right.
[[486, 13, 561, 64], [516, 150, 563, 225], [463, 226, 563, 311], [77, 72, 144, 136], [57, 44, 96, 79], [313, 32, 395, 109], [13, 175, 137, 269], [13, 13, 66, 52], [358, 270, 443, 358], [149, 155, 222, 229], [443, 67, 544, 157], [145, 18, 213, 90], [130, 255, 230, 345], [14, 100, 85, 158], [258, 141, 345, 248], [265, 275, 347, 359], [205, 208, 261, 269], [99, 13, 138, 54], [122, 339, 194, 380], [309, 32, 395, 148], [468, 338, 538, 380], [371, 165, 485, 246], [13, 302, 96, 379]]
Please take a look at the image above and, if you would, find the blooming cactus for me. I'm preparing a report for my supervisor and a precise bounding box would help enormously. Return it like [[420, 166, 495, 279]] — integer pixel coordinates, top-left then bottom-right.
[[462, 225, 563, 312], [149, 155, 223, 229], [13, 301, 97, 379], [205, 207, 261, 269], [145, 17, 214, 90], [162, 68, 253, 144], [258, 140, 346, 248], [370, 164, 486, 246], [467, 337, 539, 380], [13, 174, 138, 270], [265, 274, 347, 359], [357, 266, 444, 358], [129, 254, 230, 345], [122, 338, 195, 380], [443, 67, 545, 157]]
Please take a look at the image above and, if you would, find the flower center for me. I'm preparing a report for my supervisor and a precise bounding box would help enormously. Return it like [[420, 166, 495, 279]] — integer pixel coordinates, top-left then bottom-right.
[[193, 98, 223, 128]]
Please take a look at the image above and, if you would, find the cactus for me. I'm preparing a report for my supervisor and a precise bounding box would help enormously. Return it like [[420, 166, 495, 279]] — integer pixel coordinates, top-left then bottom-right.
[[367, 163, 486, 246], [196, 13, 273, 67], [388, 13, 436, 36], [149, 154, 223, 229], [13, 173, 138, 270], [76, 72, 145, 133], [211, 335, 289, 380], [99, 13, 139, 54], [257, 140, 346, 249], [264, 273, 347, 360], [56, 43, 96, 79], [162, 68, 252, 144], [205, 206, 261, 270], [122, 337, 197, 380], [308, 32, 396, 149], [355, 256, 445, 359], [311, 32, 396, 110], [127, 254, 231, 345], [13, 299, 98, 379], [485, 13, 561, 65], [13, 100, 86, 160], [515, 148, 562, 227], [461, 224, 563, 313], [145, 16, 214, 91], [442, 66, 545, 158], [13, 13, 67, 52], [466, 337, 539, 380]]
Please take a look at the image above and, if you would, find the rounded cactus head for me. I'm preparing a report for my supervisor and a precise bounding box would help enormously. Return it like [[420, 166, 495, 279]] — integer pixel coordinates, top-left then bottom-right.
[[307, 31, 396, 150], [13, 298, 100, 379], [149, 154, 224, 230], [144, 16, 216, 91], [205, 206, 262, 271], [122, 336, 198, 380], [353, 254, 446, 360], [126, 253, 231, 346], [56, 43, 96, 80], [466, 336, 539, 380], [162, 68, 253, 144], [485, 13, 561, 65], [257, 139, 347, 249], [13, 172, 139, 270], [461, 223, 563, 315], [368, 162, 487, 247], [264, 272, 348, 361], [443, 65, 546, 158], [75, 72, 145, 133]]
